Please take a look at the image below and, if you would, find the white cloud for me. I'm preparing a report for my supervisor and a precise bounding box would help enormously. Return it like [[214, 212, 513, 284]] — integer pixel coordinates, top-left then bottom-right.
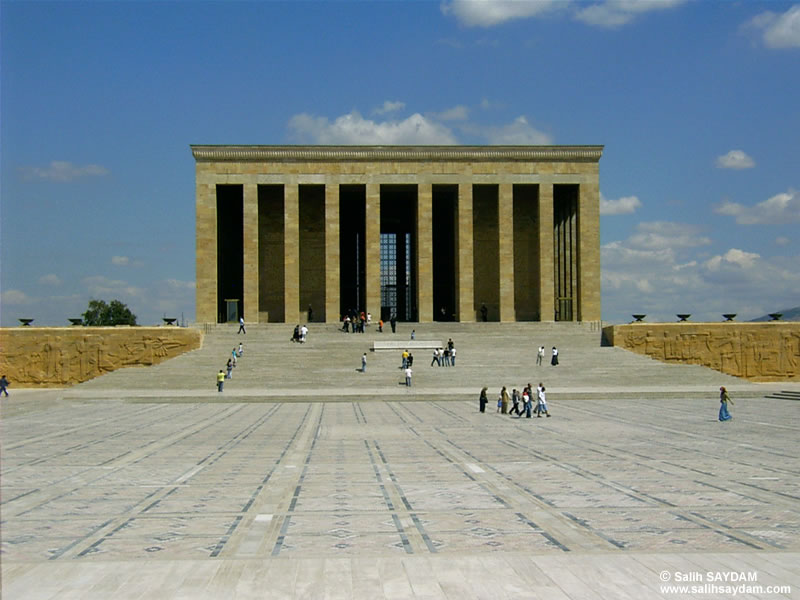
[[626, 221, 711, 251], [38, 274, 62, 286], [111, 256, 130, 266], [483, 115, 553, 144], [715, 189, 800, 225], [575, 0, 687, 28], [434, 105, 470, 121], [602, 228, 800, 323], [288, 111, 458, 145], [1, 289, 32, 305], [373, 101, 406, 115], [19, 160, 110, 182], [748, 5, 800, 48], [775, 236, 790, 246], [705, 248, 760, 271], [82, 275, 146, 300], [441, 0, 562, 27], [163, 279, 196, 291], [716, 149, 755, 169], [600, 193, 641, 215]]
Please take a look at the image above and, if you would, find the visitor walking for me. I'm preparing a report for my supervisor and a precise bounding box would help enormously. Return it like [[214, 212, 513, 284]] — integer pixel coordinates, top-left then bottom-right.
[[238, 317, 246, 334], [404, 366, 413, 387], [479, 387, 488, 413], [361, 353, 367, 373], [217, 369, 225, 392], [226, 358, 233, 379], [0, 375, 9, 397], [551, 347, 559, 366], [536, 384, 551, 417], [390, 314, 397, 333], [523, 387, 532, 418], [500, 386, 509, 414], [450, 346, 457, 366], [509, 389, 523, 417], [719, 386, 734, 421], [537, 346, 545, 366], [237, 342, 243, 357]]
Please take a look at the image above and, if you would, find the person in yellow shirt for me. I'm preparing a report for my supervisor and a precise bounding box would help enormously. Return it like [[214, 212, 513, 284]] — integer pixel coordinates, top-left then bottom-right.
[[217, 369, 225, 392]]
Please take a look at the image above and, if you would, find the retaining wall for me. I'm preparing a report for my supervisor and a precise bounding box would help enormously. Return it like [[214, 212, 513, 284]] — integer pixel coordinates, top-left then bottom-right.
[[603, 322, 800, 381], [0, 327, 203, 387]]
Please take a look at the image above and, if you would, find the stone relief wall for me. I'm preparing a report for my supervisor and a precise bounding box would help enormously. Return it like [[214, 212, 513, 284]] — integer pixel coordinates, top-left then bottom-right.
[[604, 322, 800, 382], [0, 327, 203, 387]]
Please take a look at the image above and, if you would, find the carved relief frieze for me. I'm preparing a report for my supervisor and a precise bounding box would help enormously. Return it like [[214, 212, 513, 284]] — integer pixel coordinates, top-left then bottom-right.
[[609, 323, 800, 382], [0, 327, 202, 387]]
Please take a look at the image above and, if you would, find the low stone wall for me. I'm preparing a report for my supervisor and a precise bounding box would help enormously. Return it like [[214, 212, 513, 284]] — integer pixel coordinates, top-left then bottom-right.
[[0, 327, 203, 388], [603, 322, 800, 382]]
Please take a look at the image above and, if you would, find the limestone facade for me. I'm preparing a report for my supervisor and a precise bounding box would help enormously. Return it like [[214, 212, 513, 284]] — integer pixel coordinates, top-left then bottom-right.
[[0, 327, 202, 387], [193, 145, 603, 324], [604, 322, 800, 382]]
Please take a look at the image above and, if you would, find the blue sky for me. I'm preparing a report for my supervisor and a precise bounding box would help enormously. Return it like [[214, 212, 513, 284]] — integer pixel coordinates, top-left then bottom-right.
[[1, 0, 798, 326]]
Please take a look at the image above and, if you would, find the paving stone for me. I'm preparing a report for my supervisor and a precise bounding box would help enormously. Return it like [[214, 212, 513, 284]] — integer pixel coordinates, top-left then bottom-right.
[[2, 323, 799, 598]]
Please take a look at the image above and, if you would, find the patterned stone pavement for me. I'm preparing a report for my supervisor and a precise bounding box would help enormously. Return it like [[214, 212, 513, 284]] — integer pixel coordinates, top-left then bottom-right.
[[2, 387, 799, 598]]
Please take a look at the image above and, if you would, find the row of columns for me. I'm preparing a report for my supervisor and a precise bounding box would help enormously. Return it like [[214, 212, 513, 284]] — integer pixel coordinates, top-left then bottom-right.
[[200, 180, 597, 324]]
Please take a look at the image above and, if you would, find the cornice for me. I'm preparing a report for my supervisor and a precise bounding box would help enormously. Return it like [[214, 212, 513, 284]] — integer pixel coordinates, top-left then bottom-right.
[[190, 145, 603, 163]]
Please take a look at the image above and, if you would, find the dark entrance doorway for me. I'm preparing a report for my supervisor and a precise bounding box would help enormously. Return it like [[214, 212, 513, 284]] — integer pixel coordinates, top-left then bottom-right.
[[339, 185, 366, 320], [216, 184, 243, 322], [380, 185, 417, 321], [432, 185, 457, 321], [554, 184, 578, 322]]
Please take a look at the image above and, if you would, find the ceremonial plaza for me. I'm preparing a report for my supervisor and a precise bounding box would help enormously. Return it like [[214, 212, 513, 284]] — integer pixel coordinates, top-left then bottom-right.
[[1, 145, 798, 599]]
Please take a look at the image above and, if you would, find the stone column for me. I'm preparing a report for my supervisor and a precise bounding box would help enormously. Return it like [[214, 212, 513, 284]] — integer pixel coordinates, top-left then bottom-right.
[[538, 183, 555, 322], [416, 183, 433, 322], [578, 181, 602, 321], [243, 183, 259, 323], [325, 183, 340, 323], [456, 182, 475, 322], [284, 184, 300, 324], [498, 183, 515, 322], [365, 183, 381, 318], [195, 179, 217, 323]]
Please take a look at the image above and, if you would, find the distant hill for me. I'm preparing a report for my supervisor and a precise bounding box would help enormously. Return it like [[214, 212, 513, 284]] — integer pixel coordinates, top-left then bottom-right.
[[750, 306, 800, 322]]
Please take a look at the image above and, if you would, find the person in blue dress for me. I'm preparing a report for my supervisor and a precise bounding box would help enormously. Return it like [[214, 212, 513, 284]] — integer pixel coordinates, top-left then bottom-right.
[[719, 386, 733, 421]]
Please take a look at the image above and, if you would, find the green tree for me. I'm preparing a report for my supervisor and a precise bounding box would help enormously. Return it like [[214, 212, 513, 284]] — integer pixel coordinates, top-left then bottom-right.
[[82, 299, 138, 326]]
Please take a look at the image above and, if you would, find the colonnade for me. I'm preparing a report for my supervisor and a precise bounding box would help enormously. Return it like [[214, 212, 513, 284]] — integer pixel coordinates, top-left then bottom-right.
[[193, 146, 602, 324]]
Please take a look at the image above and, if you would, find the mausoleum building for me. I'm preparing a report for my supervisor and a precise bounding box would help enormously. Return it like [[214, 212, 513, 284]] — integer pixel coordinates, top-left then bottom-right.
[[192, 145, 603, 324]]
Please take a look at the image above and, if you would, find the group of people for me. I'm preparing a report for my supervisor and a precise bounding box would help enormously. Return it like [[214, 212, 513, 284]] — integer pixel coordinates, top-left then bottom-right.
[[217, 342, 244, 392], [343, 311, 399, 334], [341, 312, 370, 333], [290, 324, 309, 343], [536, 345, 559, 366], [479, 383, 551, 418], [430, 338, 457, 367]]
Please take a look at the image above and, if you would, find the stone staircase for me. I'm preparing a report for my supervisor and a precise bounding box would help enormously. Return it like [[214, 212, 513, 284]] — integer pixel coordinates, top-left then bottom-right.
[[67, 321, 768, 401]]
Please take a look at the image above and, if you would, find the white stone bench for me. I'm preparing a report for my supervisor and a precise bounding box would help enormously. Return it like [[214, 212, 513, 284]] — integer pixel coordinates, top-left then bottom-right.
[[372, 340, 442, 352]]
